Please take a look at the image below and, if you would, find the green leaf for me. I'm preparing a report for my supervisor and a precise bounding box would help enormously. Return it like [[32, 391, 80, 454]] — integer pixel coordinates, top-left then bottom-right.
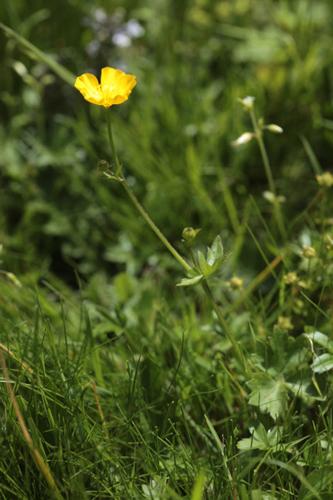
[[197, 250, 210, 276], [248, 374, 288, 420], [207, 235, 224, 266], [176, 274, 203, 287], [305, 331, 333, 353], [285, 382, 324, 403], [237, 423, 283, 451], [197, 235, 224, 277], [282, 348, 309, 373], [312, 353, 333, 374]]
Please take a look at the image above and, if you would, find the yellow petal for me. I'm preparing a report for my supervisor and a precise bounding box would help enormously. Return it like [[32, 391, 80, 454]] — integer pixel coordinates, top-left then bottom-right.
[[100, 67, 137, 107], [74, 73, 104, 105]]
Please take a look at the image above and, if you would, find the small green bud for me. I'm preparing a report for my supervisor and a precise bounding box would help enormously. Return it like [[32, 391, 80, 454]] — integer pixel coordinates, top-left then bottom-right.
[[316, 171, 333, 188], [228, 276, 243, 289], [283, 272, 298, 285], [276, 316, 293, 331], [182, 227, 201, 242], [302, 245, 316, 259]]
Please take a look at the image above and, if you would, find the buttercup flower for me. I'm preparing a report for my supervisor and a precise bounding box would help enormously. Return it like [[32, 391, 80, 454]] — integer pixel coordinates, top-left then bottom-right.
[[74, 67, 137, 107]]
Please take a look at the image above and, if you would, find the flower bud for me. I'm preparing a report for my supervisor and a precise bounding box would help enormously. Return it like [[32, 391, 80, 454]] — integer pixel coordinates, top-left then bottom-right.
[[302, 245, 316, 259], [263, 191, 286, 204], [283, 272, 298, 285], [182, 227, 201, 242], [316, 172, 333, 188], [239, 96, 255, 111], [276, 316, 293, 331], [228, 276, 243, 289], [265, 124, 283, 134], [232, 132, 255, 147]]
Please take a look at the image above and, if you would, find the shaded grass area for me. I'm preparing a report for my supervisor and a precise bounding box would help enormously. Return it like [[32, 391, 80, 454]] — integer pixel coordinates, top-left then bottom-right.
[[1, 0, 333, 498]]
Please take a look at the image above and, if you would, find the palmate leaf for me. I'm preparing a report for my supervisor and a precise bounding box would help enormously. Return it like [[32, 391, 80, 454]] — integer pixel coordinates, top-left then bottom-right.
[[285, 381, 325, 403], [305, 332, 333, 374], [305, 331, 333, 353], [237, 423, 284, 451], [311, 353, 333, 374], [207, 235, 224, 266], [197, 235, 224, 278], [248, 374, 288, 420]]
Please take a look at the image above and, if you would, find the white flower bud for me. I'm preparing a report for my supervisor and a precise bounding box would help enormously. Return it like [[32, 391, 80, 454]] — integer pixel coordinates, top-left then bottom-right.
[[239, 96, 255, 111], [265, 124, 283, 134], [12, 61, 28, 77], [263, 191, 286, 204], [232, 132, 255, 147]]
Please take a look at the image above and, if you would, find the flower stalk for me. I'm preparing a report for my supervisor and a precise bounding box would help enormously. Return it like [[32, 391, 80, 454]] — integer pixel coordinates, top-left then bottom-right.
[[120, 178, 192, 273], [201, 281, 245, 368], [106, 111, 122, 176], [104, 114, 246, 368], [249, 108, 286, 239], [105, 113, 192, 274]]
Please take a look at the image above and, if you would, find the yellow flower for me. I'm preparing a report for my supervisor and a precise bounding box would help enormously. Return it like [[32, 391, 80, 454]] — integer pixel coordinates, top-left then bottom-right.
[[74, 67, 137, 108]]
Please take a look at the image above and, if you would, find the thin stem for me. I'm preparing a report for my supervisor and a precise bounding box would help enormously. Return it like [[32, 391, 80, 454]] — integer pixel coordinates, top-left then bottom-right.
[[104, 112, 192, 273], [249, 109, 286, 239], [250, 109, 276, 195], [121, 180, 192, 273], [201, 280, 245, 369], [106, 110, 122, 176]]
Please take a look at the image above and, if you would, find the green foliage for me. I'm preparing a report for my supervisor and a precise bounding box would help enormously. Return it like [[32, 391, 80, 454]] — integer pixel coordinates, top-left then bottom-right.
[[177, 235, 224, 286], [1, 0, 333, 498], [237, 423, 285, 452], [306, 331, 333, 374]]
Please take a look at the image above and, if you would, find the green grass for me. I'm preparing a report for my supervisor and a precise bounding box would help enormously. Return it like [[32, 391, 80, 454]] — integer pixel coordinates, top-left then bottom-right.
[[1, 0, 333, 498]]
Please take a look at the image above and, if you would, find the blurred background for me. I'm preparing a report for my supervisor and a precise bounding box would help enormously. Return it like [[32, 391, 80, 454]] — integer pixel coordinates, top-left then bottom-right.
[[1, 0, 333, 290]]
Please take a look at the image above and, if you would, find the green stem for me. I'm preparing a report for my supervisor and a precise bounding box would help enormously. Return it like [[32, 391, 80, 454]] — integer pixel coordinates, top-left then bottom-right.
[[104, 113, 243, 365], [249, 109, 286, 239], [121, 180, 192, 273], [105, 112, 192, 273], [201, 280, 245, 369], [106, 110, 122, 176], [250, 109, 276, 195]]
